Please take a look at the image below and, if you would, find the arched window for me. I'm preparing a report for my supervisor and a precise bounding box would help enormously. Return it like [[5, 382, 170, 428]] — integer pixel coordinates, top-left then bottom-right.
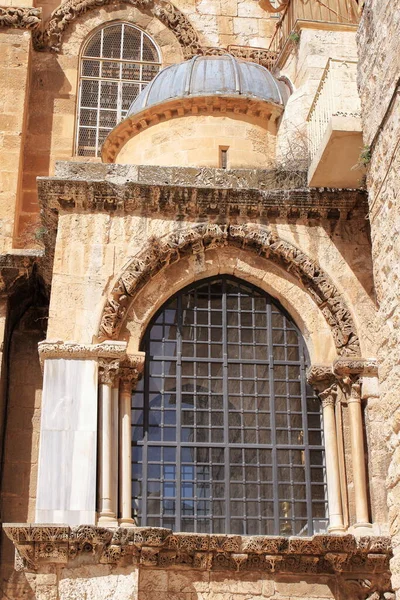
[[76, 23, 161, 157], [132, 276, 327, 535]]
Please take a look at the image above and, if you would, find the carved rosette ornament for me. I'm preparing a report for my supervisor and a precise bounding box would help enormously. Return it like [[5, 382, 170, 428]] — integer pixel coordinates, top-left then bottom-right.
[[99, 223, 360, 357], [0, 6, 41, 30]]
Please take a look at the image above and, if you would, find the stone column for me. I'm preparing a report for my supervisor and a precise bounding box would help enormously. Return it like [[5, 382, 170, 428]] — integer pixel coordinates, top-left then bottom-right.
[[119, 354, 145, 526], [347, 378, 371, 530], [98, 357, 120, 525], [308, 365, 345, 533], [334, 358, 373, 533]]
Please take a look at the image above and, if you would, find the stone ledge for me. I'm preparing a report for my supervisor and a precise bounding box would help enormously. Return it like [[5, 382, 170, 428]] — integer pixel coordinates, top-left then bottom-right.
[[3, 525, 392, 575], [38, 174, 367, 221]]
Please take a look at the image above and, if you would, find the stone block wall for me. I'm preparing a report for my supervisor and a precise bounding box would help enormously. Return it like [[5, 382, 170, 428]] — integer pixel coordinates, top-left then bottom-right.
[[357, 0, 400, 594], [0, 29, 32, 252]]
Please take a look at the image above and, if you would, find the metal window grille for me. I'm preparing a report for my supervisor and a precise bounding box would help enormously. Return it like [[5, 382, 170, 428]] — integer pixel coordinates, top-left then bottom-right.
[[76, 23, 161, 157], [132, 276, 328, 535]]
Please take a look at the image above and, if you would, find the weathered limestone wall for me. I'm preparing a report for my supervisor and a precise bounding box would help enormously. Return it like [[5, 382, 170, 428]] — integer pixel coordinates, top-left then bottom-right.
[[276, 29, 358, 169], [116, 114, 277, 168], [0, 307, 44, 600], [357, 0, 400, 593], [0, 29, 32, 251]]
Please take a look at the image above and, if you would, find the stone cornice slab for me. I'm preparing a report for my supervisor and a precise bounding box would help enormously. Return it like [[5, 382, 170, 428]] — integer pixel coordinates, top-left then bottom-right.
[[37, 171, 368, 221], [2, 525, 392, 576]]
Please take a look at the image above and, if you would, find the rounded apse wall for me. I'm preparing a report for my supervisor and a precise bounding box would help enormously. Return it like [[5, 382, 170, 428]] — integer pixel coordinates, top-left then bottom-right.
[[114, 112, 277, 169]]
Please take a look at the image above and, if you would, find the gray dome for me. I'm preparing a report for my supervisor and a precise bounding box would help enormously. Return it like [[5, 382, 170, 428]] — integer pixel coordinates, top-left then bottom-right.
[[128, 54, 286, 117]]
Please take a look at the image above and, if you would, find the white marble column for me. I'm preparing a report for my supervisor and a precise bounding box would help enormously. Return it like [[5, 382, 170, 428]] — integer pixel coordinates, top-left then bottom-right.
[[347, 378, 371, 530], [119, 376, 135, 526], [98, 358, 119, 525], [307, 365, 345, 534], [319, 384, 345, 533], [118, 355, 145, 526]]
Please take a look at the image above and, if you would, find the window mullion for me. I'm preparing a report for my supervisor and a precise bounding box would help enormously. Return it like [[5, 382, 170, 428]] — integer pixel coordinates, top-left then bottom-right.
[[267, 298, 280, 535], [222, 278, 230, 534], [176, 293, 182, 532], [300, 342, 313, 535], [142, 339, 149, 527]]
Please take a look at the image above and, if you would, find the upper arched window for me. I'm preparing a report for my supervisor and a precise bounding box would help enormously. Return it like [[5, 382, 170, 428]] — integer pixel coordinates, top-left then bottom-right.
[[131, 276, 328, 536], [76, 23, 161, 157]]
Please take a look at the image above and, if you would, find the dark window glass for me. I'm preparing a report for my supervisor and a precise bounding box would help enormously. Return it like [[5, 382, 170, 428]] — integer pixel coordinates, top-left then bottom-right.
[[131, 276, 327, 535]]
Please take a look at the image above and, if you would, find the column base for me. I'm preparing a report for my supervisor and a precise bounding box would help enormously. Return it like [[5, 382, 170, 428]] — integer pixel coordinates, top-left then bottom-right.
[[119, 518, 136, 528], [98, 511, 118, 527], [351, 522, 373, 536], [327, 525, 347, 534]]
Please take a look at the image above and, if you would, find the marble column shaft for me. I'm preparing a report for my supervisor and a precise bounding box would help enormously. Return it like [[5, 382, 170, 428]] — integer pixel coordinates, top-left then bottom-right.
[[347, 379, 370, 527], [119, 377, 135, 526], [320, 384, 345, 533]]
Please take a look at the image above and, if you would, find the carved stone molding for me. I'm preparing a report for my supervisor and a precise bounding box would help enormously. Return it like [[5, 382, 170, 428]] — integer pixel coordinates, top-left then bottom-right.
[[38, 339, 127, 363], [2, 526, 392, 587], [334, 357, 378, 376], [307, 364, 336, 391], [0, 252, 42, 298], [98, 223, 360, 356], [0, 6, 41, 30], [33, 0, 201, 55], [338, 574, 394, 600]]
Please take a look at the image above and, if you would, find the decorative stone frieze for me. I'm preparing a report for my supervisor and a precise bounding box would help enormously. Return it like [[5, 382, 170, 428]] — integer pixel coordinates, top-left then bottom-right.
[[38, 339, 127, 363], [97, 223, 360, 357], [37, 168, 367, 220], [3, 526, 392, 587], [333, 357, 379, 376], [0, 6, 41, 30]]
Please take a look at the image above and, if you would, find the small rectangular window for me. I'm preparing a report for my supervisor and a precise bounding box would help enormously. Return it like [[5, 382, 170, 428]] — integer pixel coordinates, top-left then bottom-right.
[[220, 147, 229, 169]]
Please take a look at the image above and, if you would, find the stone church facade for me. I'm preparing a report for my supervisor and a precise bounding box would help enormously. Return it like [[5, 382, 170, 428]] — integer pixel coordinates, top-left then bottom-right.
[[0, 0, 398, 598]]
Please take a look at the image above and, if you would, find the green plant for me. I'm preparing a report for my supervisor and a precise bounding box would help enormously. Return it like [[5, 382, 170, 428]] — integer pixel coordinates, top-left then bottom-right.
[[359, 145, 372, 166], [34, 225, 48, 241], [289, 31, 300, 44]]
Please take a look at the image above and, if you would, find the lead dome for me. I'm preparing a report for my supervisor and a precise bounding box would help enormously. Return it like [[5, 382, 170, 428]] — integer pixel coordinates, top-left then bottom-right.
[[127, 54, 289, 117]]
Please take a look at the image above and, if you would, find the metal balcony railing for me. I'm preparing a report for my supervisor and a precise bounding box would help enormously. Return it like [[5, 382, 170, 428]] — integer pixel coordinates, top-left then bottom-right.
[[268, 0, 360, 59], [306, 58, 361, 161]]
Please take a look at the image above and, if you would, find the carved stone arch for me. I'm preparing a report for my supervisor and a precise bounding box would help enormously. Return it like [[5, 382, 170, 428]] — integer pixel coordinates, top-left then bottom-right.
[[33, 0, 201, 56], [98, 222, 360, 356]]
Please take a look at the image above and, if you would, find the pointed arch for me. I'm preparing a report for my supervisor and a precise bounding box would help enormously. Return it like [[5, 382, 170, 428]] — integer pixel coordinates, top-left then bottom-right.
[[98, 223, 360, 356]]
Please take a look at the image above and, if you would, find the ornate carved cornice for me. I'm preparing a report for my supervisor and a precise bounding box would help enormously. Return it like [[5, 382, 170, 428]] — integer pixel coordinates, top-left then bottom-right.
[[97, 223, 360, 357], [3, 525, 392, 582], [0, 6, 41, 30], [38, 339, 127, 363], [37, 169, 367, 220]]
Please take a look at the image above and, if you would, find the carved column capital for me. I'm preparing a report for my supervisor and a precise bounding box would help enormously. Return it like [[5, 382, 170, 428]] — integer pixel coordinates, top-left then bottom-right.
[[98, 358, 120, 386], [320, 386, 338, 408], [307, 364, 336, 396], [119, 352, 145, 392]]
